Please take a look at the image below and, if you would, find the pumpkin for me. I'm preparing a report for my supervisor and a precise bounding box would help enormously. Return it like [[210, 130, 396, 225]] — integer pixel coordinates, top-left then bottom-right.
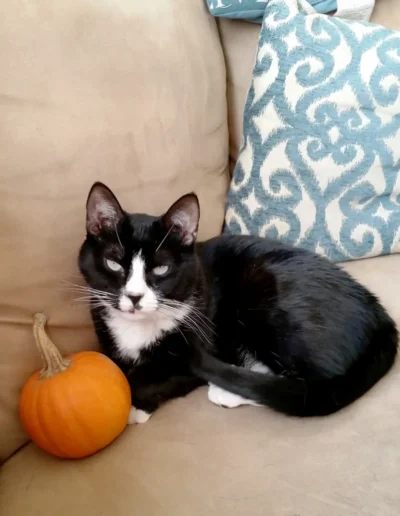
[[19, 313, 131, 459]]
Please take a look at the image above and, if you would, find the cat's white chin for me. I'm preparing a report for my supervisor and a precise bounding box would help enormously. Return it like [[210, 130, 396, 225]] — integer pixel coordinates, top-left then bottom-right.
[[118, 309, 153, 322]]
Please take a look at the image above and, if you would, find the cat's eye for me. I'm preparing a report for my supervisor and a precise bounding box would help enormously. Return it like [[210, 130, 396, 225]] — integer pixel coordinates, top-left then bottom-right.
[[105, 259, 123, 273], [153, 265, 169, 276]]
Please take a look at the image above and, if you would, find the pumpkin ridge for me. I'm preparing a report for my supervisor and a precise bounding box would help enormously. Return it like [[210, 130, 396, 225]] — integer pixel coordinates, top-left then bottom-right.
[[71, 366, 128, 449], [64, 374, 101, 456], [36, 384, 66, 457]]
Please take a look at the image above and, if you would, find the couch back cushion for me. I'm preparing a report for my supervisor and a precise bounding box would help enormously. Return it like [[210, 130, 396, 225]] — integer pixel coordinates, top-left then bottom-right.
[[0, 0, 228, 461]]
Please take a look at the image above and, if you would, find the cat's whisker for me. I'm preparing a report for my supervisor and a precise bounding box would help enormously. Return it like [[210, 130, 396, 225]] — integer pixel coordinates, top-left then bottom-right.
[[72, 290, 116, 297], [182, 321, 213, 347], [162, 303, 214, 336], [176, 326, 189, 346], [62, 274, 86, 281], [182, 312, 216, 340], [162, 298, 215, 326], [162, 298, 216, 336], [158, 305, 213, 347], [60, 280, 86, 288], [91, 303, 110, 310], [71, 296, 117, 305], [73, 296, 114, 304], [159, 304, 206, 330], [61, 282, 119, 299], [155, 224, 175, 253], [114, 221, 123, 250]]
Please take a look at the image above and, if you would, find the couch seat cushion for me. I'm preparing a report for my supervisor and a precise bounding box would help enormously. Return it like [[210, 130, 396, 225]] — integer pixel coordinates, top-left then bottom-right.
[[2, 255, 399, 516]]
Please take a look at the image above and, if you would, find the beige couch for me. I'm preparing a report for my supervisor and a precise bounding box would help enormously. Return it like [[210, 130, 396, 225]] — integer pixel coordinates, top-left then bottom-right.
[[1, 1, 399, 514]]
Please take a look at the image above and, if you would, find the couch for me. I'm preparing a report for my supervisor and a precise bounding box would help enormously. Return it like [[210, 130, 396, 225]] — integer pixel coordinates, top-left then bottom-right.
[[1, 1, 399, 514]]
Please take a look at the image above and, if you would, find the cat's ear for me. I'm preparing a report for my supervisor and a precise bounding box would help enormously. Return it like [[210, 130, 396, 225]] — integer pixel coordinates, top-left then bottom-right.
[[163, 193, 200, 246], [86, 182, 124, 237]]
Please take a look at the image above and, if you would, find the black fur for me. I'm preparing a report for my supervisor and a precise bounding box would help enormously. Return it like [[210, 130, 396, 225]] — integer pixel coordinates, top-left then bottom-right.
[[79, 183, 398, 417], [79, 183, 206, 414], [192, 236, 398, 415]]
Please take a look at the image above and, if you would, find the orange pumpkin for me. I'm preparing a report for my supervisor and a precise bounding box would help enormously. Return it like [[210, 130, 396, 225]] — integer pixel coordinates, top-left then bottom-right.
[[20, 313, 131, 459]]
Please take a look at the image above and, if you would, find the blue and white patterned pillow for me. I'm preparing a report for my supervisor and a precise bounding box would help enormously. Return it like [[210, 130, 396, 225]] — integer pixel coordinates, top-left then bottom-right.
[[206, 0, 267, 23], [225, 0, 400, 262], [205, 0, 359, 23]]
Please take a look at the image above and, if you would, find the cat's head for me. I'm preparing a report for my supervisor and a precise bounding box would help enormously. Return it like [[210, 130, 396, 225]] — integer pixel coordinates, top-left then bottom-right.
[[78, 182, 200, 321]]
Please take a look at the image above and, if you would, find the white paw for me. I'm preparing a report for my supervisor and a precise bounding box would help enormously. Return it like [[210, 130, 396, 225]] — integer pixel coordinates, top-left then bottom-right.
[[128, 406, 152, 425], [207, 384, 250, 408]]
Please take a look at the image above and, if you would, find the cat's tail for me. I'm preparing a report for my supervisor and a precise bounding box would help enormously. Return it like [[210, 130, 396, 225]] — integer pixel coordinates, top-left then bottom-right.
[[190, 322, 397, 417]]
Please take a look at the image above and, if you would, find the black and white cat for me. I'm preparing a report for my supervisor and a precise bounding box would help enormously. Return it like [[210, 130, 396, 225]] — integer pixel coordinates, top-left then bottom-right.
[[79, 182, 398, 423]]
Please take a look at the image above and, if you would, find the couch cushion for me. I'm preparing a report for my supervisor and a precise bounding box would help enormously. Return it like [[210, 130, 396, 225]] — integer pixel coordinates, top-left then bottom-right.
[[2, 254, 400, 515], [0, 0, 229, 461]]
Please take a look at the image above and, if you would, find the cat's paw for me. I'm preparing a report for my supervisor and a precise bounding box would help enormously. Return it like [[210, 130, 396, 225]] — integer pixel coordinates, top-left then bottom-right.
[[128, 406, 152, 424], [207, 384, 248, 409]]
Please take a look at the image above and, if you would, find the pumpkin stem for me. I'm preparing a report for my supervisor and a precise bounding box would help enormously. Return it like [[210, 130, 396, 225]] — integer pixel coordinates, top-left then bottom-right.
[[33, 313, 71, 379]]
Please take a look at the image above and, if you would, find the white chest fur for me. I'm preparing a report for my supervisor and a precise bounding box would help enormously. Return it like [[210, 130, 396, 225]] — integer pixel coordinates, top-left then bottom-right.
[[105, 305, 190, 361]]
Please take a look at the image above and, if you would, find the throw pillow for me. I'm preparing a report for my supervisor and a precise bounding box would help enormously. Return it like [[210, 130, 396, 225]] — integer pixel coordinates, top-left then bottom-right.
[[206, 0, 266, 23], [205, 0, 374, 23], [225, 0, 400, 262]]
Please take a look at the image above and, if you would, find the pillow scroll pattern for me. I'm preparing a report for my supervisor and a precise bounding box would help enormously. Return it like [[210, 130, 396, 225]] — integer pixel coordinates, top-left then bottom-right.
[[225, 0, 400, 261]]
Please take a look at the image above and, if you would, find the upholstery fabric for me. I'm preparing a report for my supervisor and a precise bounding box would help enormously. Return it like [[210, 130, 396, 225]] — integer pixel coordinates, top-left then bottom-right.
[[0, 0, 229, 461], [2, 255, 400, 515]]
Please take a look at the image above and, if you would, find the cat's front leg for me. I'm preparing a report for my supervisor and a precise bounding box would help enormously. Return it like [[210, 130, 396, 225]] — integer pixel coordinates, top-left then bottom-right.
[[127, 389, 159, 425], [128, 406, 152, 425], [127, 374, 204, 424]]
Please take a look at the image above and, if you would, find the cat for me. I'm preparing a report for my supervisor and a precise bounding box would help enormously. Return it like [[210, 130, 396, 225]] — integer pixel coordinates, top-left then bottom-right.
[[79, 182, 398, 423]]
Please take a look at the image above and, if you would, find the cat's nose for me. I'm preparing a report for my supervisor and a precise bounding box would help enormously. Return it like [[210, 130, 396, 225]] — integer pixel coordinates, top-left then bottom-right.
[[127, 294, 143, 309]]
